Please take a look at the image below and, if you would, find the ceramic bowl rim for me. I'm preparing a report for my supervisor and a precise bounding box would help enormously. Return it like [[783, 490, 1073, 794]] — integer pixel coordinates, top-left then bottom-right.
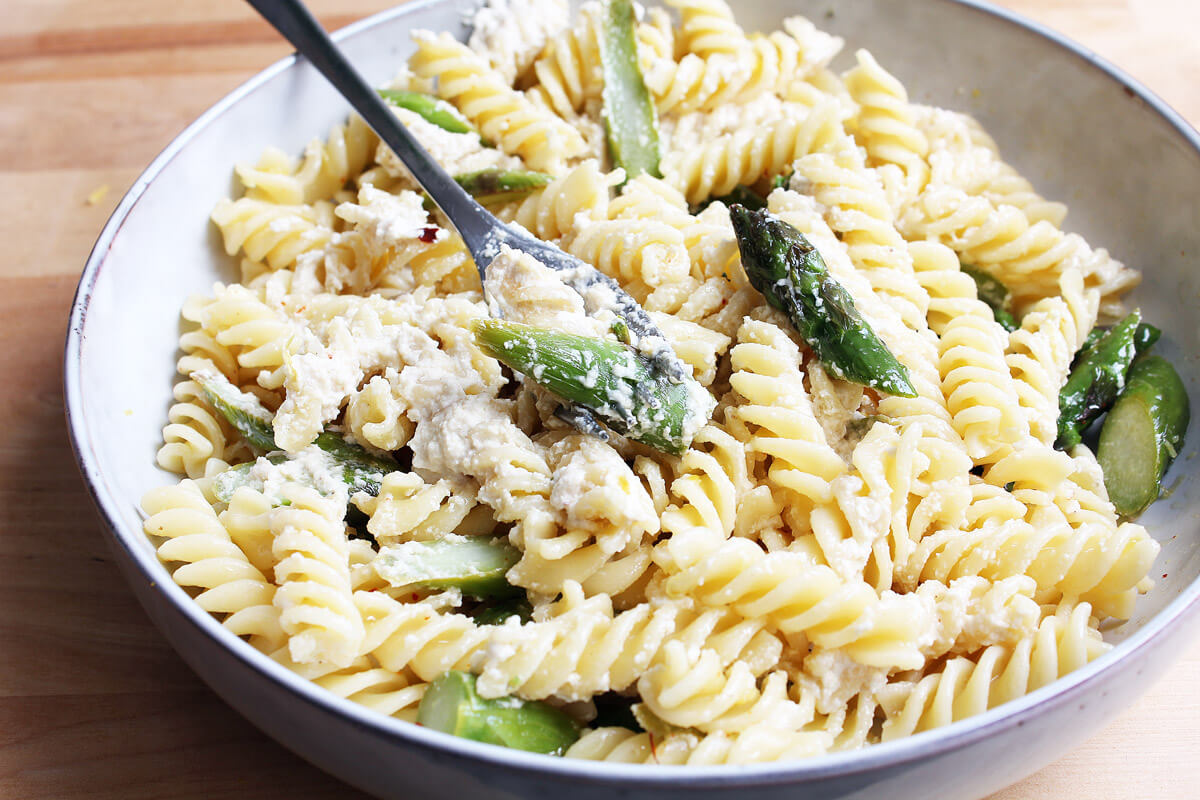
[[64, 0, 1200, 786]]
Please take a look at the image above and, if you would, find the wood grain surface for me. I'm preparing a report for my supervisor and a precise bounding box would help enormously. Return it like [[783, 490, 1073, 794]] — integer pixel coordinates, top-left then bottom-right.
[[1, 1, 1197, 797]]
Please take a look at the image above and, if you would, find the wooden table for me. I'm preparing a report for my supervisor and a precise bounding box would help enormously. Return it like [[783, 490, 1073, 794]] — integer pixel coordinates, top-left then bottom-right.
[[1, 1, 1197, 797]]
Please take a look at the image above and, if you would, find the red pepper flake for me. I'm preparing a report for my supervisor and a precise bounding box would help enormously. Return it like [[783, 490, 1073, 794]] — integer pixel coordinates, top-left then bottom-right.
[[648, 731, 658, 764], [418, 226, 440, 243], [1163, 573, 1169, 579]]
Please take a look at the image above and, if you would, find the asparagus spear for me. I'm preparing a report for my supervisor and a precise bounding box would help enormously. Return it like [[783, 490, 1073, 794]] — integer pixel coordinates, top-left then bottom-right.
[[1056, 311, 1150, 450], [378, 89, 476, 135], [192, 369, 275, 450], [192, 370, 395, 496], [730, 205, 917, 397], [961, 265, 1017, 331], [373, 537, 521, 599], [1077, 321, 1161, 363], [599, 0, 661, 180], [1097, 355, 1190, 515], [473, 319, 713, 456], [418, 671, 580, 755], [454, 168, 552, 205]]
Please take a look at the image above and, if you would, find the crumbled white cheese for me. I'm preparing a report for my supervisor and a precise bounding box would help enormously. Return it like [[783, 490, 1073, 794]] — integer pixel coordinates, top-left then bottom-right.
[[246, 446, 351, 510], [374, 108, 520, 185], [467, 0, 570, 84]]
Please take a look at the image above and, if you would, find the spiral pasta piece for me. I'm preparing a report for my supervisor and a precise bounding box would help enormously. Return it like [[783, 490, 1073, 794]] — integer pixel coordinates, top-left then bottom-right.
[[609, 175, 739, 282], [660, 533, 927, 669], [937, 298, 1030, 462], [271, 485, 363, 667], [409, 32, 588, 172], [844, 49, 929, 206], [197, 283, 293, 390], [659, 423, 749, 539], [917, 105, 1067, 227], [210, 197, 334, 272], [497, 160, 615, 241], [235, 114, 377, 206], [794, 146, 930, 331], [664, 103, 844, 204], [567, 218, 691, 298], [143, 480, 285, 652], [357, 471, 490, 548], [156, 377, 235, 479], [344, 372, 415, 452], [877, 603, 1109, 740], [728, 318, 845, 505], [902, 184, 1135, 309], [506, 435, 662, 600], [1005, 272, 1096, 444]]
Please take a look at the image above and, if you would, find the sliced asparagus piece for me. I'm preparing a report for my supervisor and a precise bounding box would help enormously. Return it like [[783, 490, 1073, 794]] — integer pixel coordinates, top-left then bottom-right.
[[473, 319, 714, 456], [378, 89, 476, 135], [961, 264, 1017, 331], [471, 595, 534, 626], [1098, 355, 1189, 516], [730, 205, 917, 397], [192, 370, 394, 495], [191, 370, 275, 450], [312, 430, 396, 496], [418, 671, 580, 755], [454, 168, 552, 205], [373, 537, 520, 599], [1056, 310, 1146, 450], [599, 0, 661, 180]]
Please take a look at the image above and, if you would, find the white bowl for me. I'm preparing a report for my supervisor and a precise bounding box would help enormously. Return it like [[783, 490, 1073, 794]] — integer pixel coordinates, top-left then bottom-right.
[[65, 1, 1200, 797]]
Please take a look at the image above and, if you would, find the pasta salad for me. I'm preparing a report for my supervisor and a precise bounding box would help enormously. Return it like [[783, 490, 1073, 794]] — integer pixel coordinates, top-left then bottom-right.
[[142, 0, 1188, 765]]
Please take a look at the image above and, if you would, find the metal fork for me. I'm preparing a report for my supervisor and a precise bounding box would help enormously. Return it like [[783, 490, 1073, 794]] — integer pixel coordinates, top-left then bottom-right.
[[244, 0, 688, 384]]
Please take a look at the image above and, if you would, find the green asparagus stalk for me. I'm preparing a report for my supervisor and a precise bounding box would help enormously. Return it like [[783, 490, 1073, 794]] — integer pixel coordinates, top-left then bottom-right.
[[730, 205, 917, 397], [1056, 311, 1150, 450], [418, 671, 580, 754], [192, 370, 394, 496], [473, 319, 713, 456], [454, 168, 552, 205], [192, 370, 275, 450], [1076, 321, 1161, 364], [599, 0, 661, 180], [961, 264, 1017, 332], [373, 537, 520, 599], [1097, 355, 1190, 515], [378, 89, 476, 135]]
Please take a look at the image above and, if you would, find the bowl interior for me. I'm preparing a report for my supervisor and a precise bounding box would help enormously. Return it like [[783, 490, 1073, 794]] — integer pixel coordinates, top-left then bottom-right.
[[69, 0, 1200, 781]]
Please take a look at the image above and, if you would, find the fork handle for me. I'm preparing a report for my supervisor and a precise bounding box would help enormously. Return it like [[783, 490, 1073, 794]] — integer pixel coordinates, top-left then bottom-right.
[[244, 0, 498, 256]]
